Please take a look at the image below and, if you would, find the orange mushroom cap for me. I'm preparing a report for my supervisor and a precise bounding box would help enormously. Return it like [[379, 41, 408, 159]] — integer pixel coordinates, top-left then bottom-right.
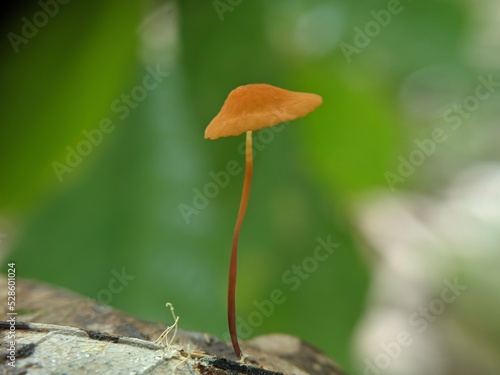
[[204, 84, 322, 140]]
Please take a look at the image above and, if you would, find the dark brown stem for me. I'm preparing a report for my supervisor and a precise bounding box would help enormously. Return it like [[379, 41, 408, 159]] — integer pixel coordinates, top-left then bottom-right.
[[228, 130, 253, 359]]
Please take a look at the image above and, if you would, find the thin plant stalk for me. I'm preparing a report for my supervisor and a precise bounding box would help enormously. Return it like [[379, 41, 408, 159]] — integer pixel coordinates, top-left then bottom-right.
[[228, 130, 253, 359]]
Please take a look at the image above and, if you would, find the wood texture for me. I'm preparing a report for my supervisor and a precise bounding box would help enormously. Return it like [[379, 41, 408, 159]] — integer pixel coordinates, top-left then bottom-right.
[[0, 277, 345, 374]]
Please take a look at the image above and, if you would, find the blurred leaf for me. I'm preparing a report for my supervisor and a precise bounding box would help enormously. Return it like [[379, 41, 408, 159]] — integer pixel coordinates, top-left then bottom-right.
[[0, 0, 140, 212], [297, 62, 400, 200]]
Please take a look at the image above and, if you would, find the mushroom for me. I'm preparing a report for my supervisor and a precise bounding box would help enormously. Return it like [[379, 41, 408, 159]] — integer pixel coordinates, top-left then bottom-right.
[[204, 83, 322, 359]]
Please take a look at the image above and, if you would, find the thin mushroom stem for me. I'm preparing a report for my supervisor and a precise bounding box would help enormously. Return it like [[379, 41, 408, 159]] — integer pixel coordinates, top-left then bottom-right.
[[228, 130, 253, 359]]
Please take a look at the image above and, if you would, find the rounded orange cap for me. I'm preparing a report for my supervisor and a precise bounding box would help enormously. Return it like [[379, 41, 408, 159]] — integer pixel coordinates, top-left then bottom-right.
[[204, 84, 322, 140]]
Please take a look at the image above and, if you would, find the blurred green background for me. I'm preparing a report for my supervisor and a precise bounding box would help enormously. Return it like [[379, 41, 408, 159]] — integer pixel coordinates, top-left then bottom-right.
[[1, 1, 500, 374]]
